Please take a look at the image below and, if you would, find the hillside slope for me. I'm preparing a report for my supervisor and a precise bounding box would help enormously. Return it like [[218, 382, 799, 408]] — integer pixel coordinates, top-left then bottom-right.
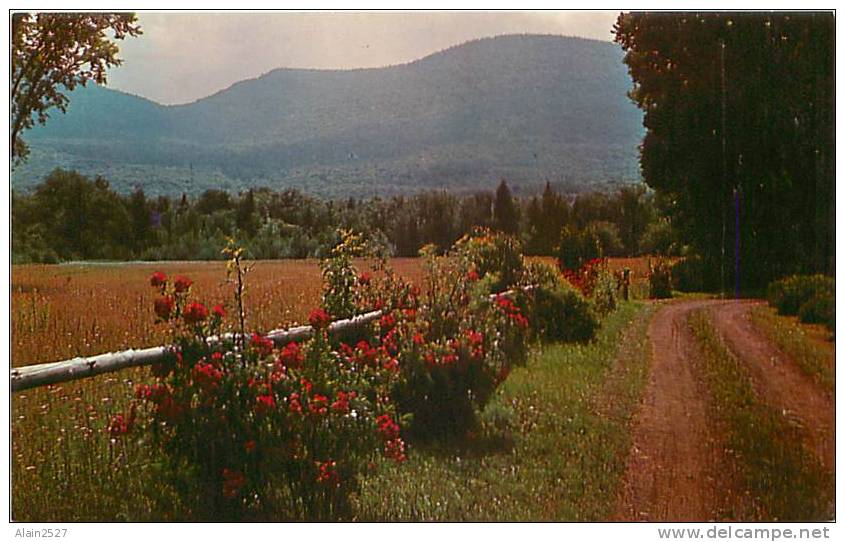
[[13, 35, 643, 198]]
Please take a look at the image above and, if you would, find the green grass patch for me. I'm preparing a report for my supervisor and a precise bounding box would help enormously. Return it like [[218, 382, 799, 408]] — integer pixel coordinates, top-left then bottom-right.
[[750, 305, 834, 392], [689, 310, 833, 521], [353, 301, 655, 521]]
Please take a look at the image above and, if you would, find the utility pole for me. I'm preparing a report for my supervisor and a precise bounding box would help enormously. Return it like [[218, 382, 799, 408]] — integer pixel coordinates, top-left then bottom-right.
[[720, 38, 727, 299]]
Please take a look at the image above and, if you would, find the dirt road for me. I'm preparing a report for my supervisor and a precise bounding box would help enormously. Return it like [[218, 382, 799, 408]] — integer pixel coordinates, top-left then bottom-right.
[[615, 298, 835, 521], [706, 300, 835, 471], [615, 299, 727, 521]]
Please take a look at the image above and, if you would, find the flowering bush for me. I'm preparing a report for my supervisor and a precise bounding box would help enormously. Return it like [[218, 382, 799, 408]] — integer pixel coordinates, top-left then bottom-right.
[[523, 260, 598, 343], [561, 257, 617, 317], [344, 230, 532, 440], [135, 270, 406, 521]]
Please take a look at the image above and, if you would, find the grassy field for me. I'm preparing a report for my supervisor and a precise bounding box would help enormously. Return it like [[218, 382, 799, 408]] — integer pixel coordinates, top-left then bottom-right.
[[749, 305, 835, 391], [688, 310, 833, 521]]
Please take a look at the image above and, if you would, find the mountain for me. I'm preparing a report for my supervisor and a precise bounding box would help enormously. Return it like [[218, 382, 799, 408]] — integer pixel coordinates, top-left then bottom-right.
[[12, 34, 644, 198]]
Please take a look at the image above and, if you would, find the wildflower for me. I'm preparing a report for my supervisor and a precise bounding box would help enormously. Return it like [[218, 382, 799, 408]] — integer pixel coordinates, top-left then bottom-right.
[[316, 460, 339, 485], [331, 391, 355, 414], [212, 304, 226, 319], [288, 393, 303, 414], [358, 272, 372, 286], [183, 302, 208, 324], [412, 333, 425, 346], [309, 394, 329, 416], [108, 410, 134, 437], [376, 414, 400, 441], [193, 361, 222, 393], [173, 275, 193, 293], [153, 296, 175, 321], [250, 333, 274, 357], [244, 440, 257, 453], [379, 313, 396, 331], [384, 438, 407, 462], [222, 468, 246, 499], [308, 308, 332, 329], [467, 269, 480, 282], [255, 393, 276, 415], [278, 341, 304, 369], [403, 308, 417, 321], [150, 271, 167, 288]]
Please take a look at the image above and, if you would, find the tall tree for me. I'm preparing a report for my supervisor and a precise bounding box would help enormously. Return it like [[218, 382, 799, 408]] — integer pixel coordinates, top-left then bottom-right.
[[614, 12, 834, 289], [493, 180, 519, 235], [11, 13, 142, 162]]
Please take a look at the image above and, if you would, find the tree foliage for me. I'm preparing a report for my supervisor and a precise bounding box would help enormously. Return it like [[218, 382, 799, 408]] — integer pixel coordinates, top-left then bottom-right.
[[11, 12, 141, 162], [614, 12, 834, 290]]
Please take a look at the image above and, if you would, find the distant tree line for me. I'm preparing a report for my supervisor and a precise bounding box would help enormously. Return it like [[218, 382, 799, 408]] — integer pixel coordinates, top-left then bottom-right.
[[11, 169, 671, 264]]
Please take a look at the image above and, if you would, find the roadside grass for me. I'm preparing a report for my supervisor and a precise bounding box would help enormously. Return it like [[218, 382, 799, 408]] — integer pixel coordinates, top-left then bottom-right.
[[353, 301, 655, 521], [688, 310, 833, 521], [749, 305, 834, 392]]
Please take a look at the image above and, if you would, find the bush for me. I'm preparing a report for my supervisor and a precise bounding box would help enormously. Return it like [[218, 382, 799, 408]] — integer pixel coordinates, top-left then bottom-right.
[[557, 226, 602, 271], [133, 267, 406, 521], [453, 228, 524, 292], [798, 294, 835, 332], [586, 220, 624, 257], [523, 260, 598, 343], [672, 255, 705, 292], [767, 274, 834, 317], [648, 259, 673, 299]]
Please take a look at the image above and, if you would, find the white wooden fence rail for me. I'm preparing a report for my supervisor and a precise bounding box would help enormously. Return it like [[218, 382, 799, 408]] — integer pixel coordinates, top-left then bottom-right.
[[11, 286, 533, 393]]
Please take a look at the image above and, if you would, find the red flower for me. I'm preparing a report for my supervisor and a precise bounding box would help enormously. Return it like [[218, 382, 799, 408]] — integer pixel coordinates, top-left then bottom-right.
[[300, 377, 312, 394], [108, 408, 135, 437], [183, 302, 208, 324], [250, 333, 274, 357], [412, 333, 425, 346], [255, 393, 276, 415], [358, 272, 372, 286], [376, 414, 400, 441], [403, 308, 417, 321], [244, 440, 257, 453], [382, 357, 399, 372], [309, 394, 329, 416], [135, 384, 152, 401], [331, 390, 355, 414], [154, 296, 175, 321], [384, 438, 407, 462], [379, 313, 396, 331], [288, 393, 303, 414], [193, 361, 222, 393], [316, 460, 339, 485], [222, 468, 246, 499], [467, 269, 480, 282], [465, 329, 483, 346], [212, 304, 226, 319], [173, 275, 193, 293], [278, 341, 304, 369], [150, 271, 167, 288], [308, 308, 332, 329]]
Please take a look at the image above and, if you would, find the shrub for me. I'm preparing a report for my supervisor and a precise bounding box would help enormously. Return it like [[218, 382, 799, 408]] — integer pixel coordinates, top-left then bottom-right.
[[648, 259, 673, 299], [767, 274, 834, 317], [452, 228, 524, 293], [798, 294, 835, 332], [134, 268, 406, 521], [557, 226, 602, 271], [586, 220, 624, 257], [523, 261, 599, 343], [672, 255, 705, 292]]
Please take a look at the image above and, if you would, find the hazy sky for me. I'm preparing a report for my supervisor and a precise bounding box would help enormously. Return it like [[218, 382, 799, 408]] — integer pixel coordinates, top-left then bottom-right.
[[105, 11, 619, 105]]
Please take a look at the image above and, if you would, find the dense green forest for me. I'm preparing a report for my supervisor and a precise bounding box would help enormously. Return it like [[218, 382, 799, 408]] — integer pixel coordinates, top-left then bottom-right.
[[11, 35, 642, 198], [11, 168, 668, 263], [614, 12, 834, 290]]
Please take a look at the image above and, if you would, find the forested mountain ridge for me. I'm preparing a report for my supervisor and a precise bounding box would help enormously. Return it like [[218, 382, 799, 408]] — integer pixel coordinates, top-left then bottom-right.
[[12, 34, 644, 198]]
